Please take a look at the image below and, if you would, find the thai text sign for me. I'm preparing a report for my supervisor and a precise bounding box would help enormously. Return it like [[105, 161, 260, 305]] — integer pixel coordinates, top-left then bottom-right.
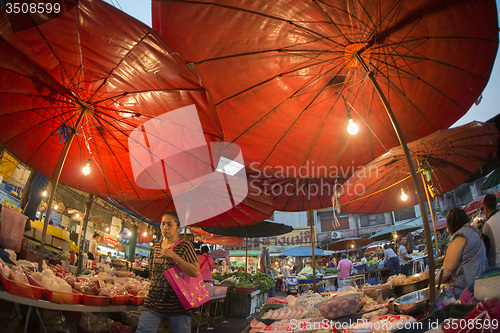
[[229, 227, 316, 251]]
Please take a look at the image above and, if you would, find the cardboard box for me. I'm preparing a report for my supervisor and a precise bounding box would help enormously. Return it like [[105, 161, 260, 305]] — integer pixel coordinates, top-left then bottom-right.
[[31, 220, 44, 230], [61, 230, 70, 241], [24, 228, 35, 238], [34, 228, 52, 244], [47, 225, 63, 239], [51, 237, 69, 252]]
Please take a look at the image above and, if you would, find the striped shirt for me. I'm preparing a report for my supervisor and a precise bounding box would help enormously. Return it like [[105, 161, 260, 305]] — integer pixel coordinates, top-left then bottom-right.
[[143, 239, 198, 316]]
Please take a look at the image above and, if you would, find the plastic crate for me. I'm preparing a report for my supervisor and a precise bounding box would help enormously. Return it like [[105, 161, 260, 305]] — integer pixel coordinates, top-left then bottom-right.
[[110, 294, 131, 305], [81, 294, 111, 306], [365, 278, 377, 285], [45, 289, 82, 304], [0, 273, 44, 300], [129, 295, 146, 305], [297, 278, 322, 284]]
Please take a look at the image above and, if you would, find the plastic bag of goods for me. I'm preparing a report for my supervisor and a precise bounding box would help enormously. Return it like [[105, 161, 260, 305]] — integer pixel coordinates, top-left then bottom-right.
[[316, 292, 362, 319], [443, 298, 500, 333]]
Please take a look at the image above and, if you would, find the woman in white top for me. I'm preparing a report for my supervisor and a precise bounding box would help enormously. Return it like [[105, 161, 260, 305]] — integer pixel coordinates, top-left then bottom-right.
[[88, 232, 100, 261], [384, 244, 400, 276]]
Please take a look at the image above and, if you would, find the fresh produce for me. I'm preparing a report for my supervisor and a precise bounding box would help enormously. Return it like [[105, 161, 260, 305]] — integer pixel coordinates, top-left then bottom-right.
[[213, 272, 275, 292], [316, 292, 362, 319], [366, 260, 378, 267], [261, 302, 285, 312]]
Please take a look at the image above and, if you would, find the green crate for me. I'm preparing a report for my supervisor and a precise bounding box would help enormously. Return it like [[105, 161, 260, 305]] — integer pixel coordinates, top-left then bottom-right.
[[225, 291, 252, 318]]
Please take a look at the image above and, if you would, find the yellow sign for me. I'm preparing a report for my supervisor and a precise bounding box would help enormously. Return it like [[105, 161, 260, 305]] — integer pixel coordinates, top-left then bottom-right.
[[229, 227, 316, 251], [0, 152, 17, 181]]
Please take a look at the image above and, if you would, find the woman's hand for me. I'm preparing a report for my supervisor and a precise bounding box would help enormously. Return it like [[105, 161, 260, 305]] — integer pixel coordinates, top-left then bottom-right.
[[161, 247, 176, 259]]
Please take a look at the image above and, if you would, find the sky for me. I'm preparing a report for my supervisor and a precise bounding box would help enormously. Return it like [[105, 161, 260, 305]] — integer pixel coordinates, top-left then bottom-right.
[[105, 0, 500, 127]]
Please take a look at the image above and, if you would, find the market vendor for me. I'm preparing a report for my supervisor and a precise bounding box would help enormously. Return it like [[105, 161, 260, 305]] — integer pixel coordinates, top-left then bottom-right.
[[398, 236, 412, 276], [88, 232, 100, 261], [436, 208, 488, 299], [384, 244, 400, 275], [337, 253, 353, 279]]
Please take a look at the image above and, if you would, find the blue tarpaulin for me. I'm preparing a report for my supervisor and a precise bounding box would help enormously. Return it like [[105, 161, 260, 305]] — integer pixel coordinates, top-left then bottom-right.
[[282, 247, 324, 257]]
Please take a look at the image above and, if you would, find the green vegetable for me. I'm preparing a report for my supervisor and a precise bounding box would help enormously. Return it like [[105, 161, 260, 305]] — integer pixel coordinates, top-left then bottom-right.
[[261, 303, 285, 312]]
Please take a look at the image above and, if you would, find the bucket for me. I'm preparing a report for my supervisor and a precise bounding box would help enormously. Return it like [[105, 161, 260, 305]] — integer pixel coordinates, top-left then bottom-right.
[[0, 206, 27, 253]]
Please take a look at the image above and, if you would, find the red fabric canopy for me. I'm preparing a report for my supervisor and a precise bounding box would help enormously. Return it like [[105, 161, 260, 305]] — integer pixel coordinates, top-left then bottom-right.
[[153, 0, 498, 178], [0, 0, 222, 200]]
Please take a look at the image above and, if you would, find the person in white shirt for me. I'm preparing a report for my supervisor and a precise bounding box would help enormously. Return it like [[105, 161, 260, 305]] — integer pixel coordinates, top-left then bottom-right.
[[399, 237, 412, 276], [482, 193, 500, 267], [384, 244, 400, 275]]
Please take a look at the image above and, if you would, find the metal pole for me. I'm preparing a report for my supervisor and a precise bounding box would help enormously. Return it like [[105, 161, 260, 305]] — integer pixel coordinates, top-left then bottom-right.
[[38, 110, 86, 271], [354, 52, 436, 308], [309, 182, 317, 291], [77, 194, 94, 275], [245, 229, 248, 273], [420, 173, 440, 257]]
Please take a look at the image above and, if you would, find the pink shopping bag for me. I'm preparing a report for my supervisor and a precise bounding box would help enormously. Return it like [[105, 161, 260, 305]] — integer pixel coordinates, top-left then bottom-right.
[[163, 241, 211, 309]]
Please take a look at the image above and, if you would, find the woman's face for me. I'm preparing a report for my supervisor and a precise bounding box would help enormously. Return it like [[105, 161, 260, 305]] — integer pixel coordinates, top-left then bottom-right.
[[161, 215, 180, 239]]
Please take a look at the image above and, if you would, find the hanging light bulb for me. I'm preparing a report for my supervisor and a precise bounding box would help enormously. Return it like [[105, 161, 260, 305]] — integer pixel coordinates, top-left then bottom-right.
[[346, 112, 358, 135], [401, 188, 408, 201], [42, 190, 47, 197], [54, 204, 58, 210], [128, 231, 132, 237], [75, 213, 80, 218], [143, 231, 147, 236], [82, 159, 91, 176], [106, 227, 110, 232]]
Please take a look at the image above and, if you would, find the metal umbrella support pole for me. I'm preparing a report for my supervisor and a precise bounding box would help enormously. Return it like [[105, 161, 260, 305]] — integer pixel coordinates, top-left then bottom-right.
[[355, 52, 436, 308], [77, 194, 95, 275], [245, 229, 249, 273], [419, 172, 440, 257], [38, 109, 87, 271], [308, 182, 317, 292]]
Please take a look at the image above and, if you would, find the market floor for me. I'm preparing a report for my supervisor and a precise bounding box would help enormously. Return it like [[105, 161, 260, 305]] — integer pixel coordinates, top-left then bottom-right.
[[0, 298, 259, 333]]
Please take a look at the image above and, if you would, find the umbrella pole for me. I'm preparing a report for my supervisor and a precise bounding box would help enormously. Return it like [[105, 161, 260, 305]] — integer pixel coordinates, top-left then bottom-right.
[[38, 110, 86, 271], [77, 194, 95, 275], [355, 53, 436, 309], [308, 183, 317, 292], [245, 230, 248, 273], [420, 173, 440, 257]]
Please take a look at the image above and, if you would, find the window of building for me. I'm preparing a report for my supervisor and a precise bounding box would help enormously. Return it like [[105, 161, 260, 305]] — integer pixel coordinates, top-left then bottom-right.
[[319, 213, 349, 231], [359, 214, 386, 227], [393, 207, 416, 222]]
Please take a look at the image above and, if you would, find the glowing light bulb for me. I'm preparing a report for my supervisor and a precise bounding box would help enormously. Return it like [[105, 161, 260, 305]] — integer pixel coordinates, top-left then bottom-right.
[[82, 160, 91, 176], [128, 231, 132, 237], [54, 204, 58, 210], [75, 213, 80, 218], [401, 189, 408, 201], [42, 190, 47, 197], [106, 227, 110, 232], [351, 244, 354, 248], [143, 231, 147, 236], [347, 118, 358, 135]]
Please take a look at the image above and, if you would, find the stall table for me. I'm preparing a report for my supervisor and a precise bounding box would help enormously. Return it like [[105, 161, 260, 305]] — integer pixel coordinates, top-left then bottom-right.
[[322, 275, 338, 291], [365, 267, 389, 283], [196, 294, 227, 333], [297, 280, 326, 294], [0, 290, 141, 333]]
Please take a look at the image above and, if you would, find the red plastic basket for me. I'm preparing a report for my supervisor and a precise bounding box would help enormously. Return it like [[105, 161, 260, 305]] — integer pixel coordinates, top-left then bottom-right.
[[45, 289, 82, 304], [81, 294, 111, 306], [110, 294, 131, 305], [0, 273, 44, 300], [129, 295, 146, 305]]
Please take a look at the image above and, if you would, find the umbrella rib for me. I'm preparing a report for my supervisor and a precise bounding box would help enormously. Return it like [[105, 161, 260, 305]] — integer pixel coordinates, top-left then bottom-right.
[[89, 29, 154, 103]]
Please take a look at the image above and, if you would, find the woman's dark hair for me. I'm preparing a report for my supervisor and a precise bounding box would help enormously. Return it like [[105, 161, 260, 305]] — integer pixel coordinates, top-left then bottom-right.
[[201, 245, 209, 254], [384, 244, 389, 250], [93, 232, 100, 239], [446, 208, 469, 235], [162, 211, 181, 227]]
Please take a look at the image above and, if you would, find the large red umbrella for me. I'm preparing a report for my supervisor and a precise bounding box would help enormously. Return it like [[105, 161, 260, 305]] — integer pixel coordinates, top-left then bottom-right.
[[153, 0, 499, 303], [0, 0, 223, 269], [116, 182, 275, 228], [153, 0, 498, 178], [338, 122, 500, 214]]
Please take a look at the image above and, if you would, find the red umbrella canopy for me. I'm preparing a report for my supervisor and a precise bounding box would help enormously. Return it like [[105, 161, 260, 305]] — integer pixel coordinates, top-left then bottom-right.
[[116, 181, 275, 227], [153, 0, 498, 178], [0, 0, 223, 200], [322, 238, 374, 251], [248, 167, 346, 211], [337, 122, 500, 214]]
